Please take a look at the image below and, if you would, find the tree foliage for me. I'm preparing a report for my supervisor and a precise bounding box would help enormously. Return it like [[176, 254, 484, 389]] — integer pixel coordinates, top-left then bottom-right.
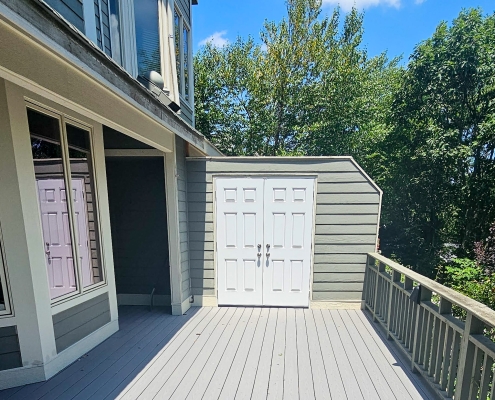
[[194, 0, 399, 156], [195, 3, 495, 279], [377, 9, 495, 275]]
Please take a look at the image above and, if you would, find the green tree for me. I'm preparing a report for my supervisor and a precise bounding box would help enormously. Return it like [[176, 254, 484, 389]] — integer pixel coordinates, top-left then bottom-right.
[[379, 9, 495, 276], [194, 0, 399, 157]]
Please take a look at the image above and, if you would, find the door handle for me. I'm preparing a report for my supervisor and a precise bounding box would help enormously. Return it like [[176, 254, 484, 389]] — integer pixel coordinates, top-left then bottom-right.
[[45, 242, 50, 255], [266, 244, 270, 258]]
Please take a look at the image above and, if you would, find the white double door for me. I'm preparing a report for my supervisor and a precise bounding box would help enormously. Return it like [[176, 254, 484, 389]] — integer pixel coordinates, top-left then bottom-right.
[[216, 177, 315, 307]]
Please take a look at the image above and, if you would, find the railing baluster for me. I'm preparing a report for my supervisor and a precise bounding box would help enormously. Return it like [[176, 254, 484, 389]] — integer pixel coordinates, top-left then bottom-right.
[[447, 331, 461, 397], [468, 347, 483, 399], [404, 277, 414, 349], [387, 270, 400, 339], [440, 326, 454, 390], [428, 316, 441, 377], [422, 311, 433, 369], [373, 262, 385, 322], [478, 354, 492, 399]]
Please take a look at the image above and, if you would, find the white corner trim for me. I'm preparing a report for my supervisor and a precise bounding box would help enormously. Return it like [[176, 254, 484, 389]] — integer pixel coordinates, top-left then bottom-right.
[[191, 295, 218, 307], [0, 364, 45, 391], [43, 319, 119, 380], [171, 296, 192, 315], [310, 301, 365, 310]]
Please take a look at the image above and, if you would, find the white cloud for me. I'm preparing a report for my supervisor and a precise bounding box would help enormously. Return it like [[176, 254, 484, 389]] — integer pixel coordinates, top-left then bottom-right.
[[199, 31, 229, 48], [322, 0, 401, 11]]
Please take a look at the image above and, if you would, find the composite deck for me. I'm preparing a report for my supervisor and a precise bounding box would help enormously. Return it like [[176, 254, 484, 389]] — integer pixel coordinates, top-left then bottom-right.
[[0, 306, 435, 400]]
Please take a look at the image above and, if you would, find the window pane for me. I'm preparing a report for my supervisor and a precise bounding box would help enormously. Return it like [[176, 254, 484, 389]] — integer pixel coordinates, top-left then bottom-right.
[[174, 10, 182, 94], [183, 24, 189, 101], [135, 0, 161, 76], [109, 0, 122, 65], [66, 124, 104, 287], [28, 109, 78, 300]]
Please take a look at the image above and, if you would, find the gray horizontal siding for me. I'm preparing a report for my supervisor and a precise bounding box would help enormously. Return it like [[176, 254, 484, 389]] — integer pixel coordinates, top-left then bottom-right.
[[53, 292, 110, 353], [177, 138, 191, 302], [186, 158, 381, 302], [0, 326, 22, 371], [44, 0, 85, 32], [179, 101, 194, 128]]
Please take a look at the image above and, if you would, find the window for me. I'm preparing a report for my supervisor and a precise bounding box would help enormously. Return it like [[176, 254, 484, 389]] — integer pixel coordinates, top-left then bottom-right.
[[28, 106, 104, 302], [174, 8, 191, 102], [109, 0, 122, 65], [0, 229, 11, 315], [134, 0, 161, 77]]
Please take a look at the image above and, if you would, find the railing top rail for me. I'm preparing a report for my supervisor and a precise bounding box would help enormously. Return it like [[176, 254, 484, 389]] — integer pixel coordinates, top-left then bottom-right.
[[368, 252, 495, 327]]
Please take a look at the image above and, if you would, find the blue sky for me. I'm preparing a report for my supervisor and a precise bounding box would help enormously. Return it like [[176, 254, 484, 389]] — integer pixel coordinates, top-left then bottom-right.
[[192, 0, 495, 63]]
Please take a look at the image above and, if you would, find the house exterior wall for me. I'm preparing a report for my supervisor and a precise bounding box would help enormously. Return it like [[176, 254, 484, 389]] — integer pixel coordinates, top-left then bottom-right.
[[43, 0, 85, 32], [176, 138, 192, 304], [0, 327, 22, 371], [106, 157, 171, 300], [186, 157, 381, 307], [52, 292, 111, 353]]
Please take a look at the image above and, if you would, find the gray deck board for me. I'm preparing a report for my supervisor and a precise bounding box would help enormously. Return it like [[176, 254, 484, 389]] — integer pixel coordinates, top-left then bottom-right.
[[234, 307, 270, 400], [283, 309, 298, 400], [181, 307, 241, 399], [267, 308, 286, 400], [170, 308, 240, 399], [219, 308, 261, 400], [303, 309, 332, 399], [251, 307, 278, 399], [329, 310, 381, 400], [0, 306, 435, 400]]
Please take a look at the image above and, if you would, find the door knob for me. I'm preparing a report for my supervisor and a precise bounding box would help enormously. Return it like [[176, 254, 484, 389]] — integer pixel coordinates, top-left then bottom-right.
[[266, 252, 270, 258], [257, 252, 262, 257]]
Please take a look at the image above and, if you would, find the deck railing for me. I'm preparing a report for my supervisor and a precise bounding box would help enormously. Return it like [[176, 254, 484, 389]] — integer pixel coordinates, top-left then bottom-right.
[[364, 252, 495, 400]]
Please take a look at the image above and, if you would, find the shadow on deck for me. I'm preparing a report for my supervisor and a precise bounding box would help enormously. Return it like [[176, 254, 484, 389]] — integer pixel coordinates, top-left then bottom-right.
[[0, 306, 436, 400]]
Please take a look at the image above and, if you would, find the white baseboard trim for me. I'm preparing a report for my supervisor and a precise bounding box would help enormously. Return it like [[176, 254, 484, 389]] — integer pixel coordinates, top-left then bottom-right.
[[191, 295, 218, 307], [172, 296, 192, 315], [117, 294, 171, 306], [43, 319, 119, 380], [0, 364, 45, 391], [310, 300, 365, 310]]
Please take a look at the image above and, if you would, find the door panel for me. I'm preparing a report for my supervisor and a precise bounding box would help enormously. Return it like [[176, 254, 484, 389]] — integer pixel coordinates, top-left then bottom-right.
[[263, 178, 315, 307], [216, 178, 264, 305]]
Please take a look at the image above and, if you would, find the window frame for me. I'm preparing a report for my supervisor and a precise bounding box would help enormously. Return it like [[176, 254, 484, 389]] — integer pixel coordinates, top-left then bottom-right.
[[26, 101, 107, 306], [0, 223, 13, 317], [173, 6, 193, 105]]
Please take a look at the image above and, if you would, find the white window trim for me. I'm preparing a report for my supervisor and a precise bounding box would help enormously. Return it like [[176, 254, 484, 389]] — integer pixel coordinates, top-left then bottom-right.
[[0, 223, 13, 317], [173, 6, 193, 106], [26, 102, 107, 306]]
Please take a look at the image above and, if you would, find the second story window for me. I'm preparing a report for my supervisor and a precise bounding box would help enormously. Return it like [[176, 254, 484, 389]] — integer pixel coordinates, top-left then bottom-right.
[[134, 0, 161, 77], [174, 8, 191, 102]]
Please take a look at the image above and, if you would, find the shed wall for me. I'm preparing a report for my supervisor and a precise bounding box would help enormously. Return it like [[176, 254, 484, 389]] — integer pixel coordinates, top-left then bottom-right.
[[186, 158, 381, 303]]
